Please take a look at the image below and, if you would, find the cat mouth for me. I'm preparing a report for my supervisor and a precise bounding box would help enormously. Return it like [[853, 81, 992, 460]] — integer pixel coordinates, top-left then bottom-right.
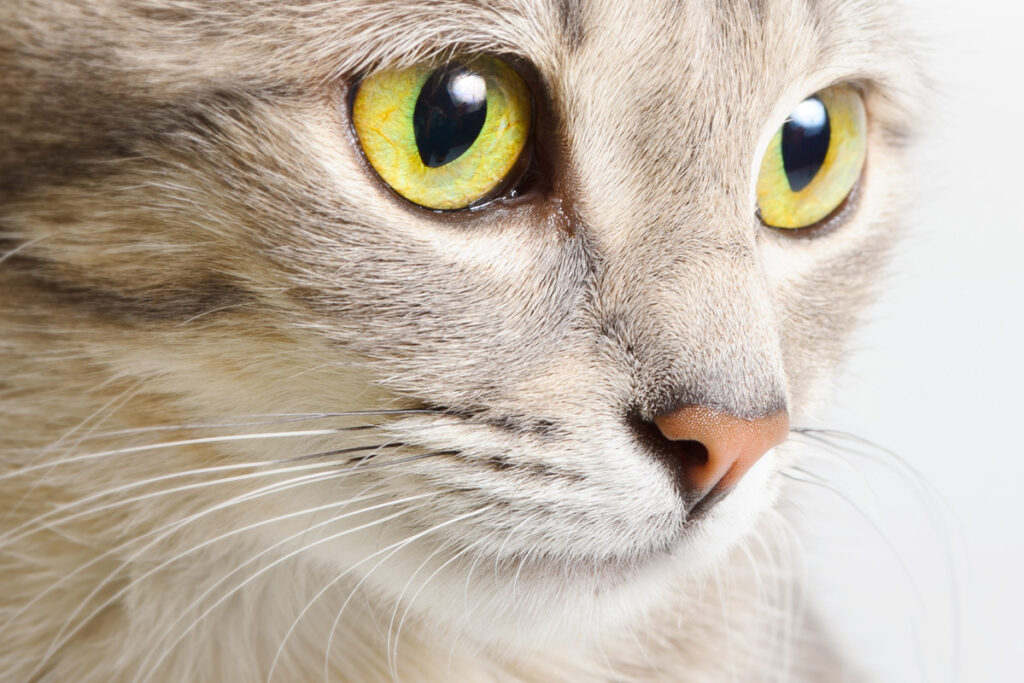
[[403, 402, 780, 516], [467, 517, 703, 595], [370, 403, 779, 577]]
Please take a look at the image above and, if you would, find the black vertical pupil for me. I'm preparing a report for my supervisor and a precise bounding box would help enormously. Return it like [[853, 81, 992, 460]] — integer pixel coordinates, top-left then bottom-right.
[[413, 65, 488, 168], [781, 96, 831, 193]]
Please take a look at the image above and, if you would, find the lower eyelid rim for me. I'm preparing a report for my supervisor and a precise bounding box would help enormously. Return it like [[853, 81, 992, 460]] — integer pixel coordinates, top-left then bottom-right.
[[757, 85, 867, 234], [758, 164, 867, 239]]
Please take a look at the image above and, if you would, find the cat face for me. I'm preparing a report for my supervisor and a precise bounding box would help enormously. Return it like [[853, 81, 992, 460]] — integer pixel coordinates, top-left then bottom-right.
[[1, 0, 921, 662]]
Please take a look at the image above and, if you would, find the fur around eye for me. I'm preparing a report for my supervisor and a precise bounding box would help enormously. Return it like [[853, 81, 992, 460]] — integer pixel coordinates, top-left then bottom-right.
[[352, 56, 532, 211], [757, 84, 867, 230]]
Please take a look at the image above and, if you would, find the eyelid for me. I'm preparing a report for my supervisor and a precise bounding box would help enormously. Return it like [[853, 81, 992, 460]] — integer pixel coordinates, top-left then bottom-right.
[[755, 83, 868, 234], [349, 56, 533, 212]]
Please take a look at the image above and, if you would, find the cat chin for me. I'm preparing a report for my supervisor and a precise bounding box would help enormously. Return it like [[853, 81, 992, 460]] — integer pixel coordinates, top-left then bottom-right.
[[305, 452, 779, 652], [478, 458, 778, 647]]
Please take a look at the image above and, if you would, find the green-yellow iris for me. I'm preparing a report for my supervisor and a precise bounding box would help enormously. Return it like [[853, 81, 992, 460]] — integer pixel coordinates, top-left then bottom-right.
[[757, 84, 867, 229], [352, 56, 531, 211]]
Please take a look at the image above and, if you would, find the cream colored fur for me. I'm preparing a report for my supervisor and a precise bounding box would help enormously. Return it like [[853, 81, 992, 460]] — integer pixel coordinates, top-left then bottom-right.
[[0, 1, 921, 680]]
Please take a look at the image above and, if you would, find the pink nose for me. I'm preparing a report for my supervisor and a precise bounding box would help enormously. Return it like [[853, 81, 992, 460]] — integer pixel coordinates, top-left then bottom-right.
[[653, 404, 789, 505]]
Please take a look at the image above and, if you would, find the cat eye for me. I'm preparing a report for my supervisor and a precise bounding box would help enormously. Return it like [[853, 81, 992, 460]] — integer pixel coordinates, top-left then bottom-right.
[[351, 56, 532, 211], [756, 84, 867, 230]]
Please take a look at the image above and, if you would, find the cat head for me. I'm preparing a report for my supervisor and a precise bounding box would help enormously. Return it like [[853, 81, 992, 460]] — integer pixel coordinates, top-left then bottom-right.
[[1, 0, 921, 653]]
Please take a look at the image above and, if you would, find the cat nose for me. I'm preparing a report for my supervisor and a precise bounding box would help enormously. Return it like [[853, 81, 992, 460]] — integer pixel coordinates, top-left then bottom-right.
[[652, 405, 789, 514]]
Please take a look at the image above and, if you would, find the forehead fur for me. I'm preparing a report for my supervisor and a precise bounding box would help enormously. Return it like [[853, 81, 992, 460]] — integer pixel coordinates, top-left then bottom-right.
[[2, 0, 918, 89]]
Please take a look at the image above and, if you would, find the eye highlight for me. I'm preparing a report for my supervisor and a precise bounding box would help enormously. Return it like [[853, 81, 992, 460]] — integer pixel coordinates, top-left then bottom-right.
[[352, 56, 532, 211], [756, 84, 867, 230]]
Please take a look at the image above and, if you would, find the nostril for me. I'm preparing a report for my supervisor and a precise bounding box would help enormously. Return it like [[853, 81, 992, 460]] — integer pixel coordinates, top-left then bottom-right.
[[675, 439, 709, 473], [671, 439, 717, 511], [627, 416, 713, 508], [629, 404, 789, 516]]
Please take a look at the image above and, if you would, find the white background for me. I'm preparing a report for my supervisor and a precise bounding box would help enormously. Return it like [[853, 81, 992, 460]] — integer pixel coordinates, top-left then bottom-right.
[[801, 2, 1024, 681]]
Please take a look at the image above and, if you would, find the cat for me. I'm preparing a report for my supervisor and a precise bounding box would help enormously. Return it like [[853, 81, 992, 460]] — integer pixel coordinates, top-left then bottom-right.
[[0, 0, 923, 681]]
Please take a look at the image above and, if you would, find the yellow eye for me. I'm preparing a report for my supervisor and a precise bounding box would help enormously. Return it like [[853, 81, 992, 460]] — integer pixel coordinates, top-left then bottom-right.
[[352, 56, 532, 211], [756, 84, 867, 230]]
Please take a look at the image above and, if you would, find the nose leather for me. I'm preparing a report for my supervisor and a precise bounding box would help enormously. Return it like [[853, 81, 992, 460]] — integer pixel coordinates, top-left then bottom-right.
[[653, 404, 790, 501]]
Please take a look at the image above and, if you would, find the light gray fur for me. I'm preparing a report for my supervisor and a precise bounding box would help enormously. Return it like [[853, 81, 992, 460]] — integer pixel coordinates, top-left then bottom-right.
[[0, 1, 921, 680]]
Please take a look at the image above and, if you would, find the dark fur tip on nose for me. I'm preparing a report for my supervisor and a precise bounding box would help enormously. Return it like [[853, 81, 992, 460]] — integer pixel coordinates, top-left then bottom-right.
[[637, 405, 790, 515]]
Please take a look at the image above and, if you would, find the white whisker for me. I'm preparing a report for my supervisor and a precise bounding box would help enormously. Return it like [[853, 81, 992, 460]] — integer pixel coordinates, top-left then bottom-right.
[[321, 505, 495, 683], [45, 488, 426, 674], [62, 409, 445, 441], [0, 233, 51, 265], [782, 467, 929, 615], [1, 456, 363, 547], [0, 428, 357, 492], [385, 543, 446, 677], [2, 379, 146, 524], [389, 529, 498, 678], [2, 468, 379, 637], [134, 494, 440, 683]]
